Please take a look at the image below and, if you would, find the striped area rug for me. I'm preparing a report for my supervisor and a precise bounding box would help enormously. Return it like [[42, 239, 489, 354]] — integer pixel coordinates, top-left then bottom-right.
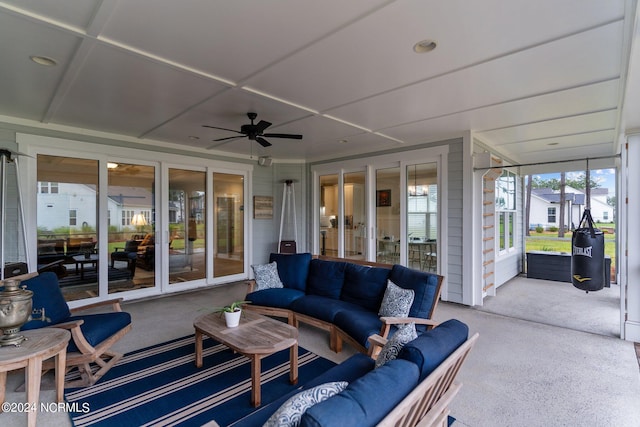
[[65, 335, 336, 427]]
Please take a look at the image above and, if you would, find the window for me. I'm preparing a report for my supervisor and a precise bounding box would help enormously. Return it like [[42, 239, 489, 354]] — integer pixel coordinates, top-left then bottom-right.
[[496, 170, 517, 252], [121, 210, 134, 226], [69, 209, 77, 226], [38, 181, 59, 194], [547, 207, 556, 223], [603, 211, 609, 221]]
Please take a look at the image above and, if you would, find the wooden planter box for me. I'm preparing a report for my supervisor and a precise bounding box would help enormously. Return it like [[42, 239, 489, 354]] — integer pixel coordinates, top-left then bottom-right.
[[526, 251, 611, 287]]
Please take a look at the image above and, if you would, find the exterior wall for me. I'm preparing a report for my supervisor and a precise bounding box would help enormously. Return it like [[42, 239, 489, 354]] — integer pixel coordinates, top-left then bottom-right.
[[446, 140, 464, 303], [622, 135, 640, 341]]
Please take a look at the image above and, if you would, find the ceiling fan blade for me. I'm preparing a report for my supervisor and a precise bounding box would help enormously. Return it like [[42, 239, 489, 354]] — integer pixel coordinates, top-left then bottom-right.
[[214, 135, 245, 142], [255, 120, 272, 133], [256, 137, 272, 147], [202, 125, 243, 134], [263, 133, 303, 140]]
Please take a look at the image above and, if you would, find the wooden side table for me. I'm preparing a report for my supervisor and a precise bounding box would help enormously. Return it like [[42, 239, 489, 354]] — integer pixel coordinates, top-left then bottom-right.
[[0, 328, 70, 427]]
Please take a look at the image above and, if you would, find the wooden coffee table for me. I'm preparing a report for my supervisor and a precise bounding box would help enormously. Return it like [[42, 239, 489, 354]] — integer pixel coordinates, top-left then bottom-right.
[[193, 310, 298, 407]]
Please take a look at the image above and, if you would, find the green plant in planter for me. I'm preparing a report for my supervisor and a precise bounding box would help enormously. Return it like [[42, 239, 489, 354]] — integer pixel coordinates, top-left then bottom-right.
[[212, 300, 250, 314]]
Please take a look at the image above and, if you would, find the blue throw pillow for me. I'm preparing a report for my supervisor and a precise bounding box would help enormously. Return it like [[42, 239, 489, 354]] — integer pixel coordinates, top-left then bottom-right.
[[388, 264, 440, 319], [306, 259, 347, 299], [21, 272, 71, 329], [398, 319, 469, 381], [341, 263, 390, 312], [269, 253, 312, 291]]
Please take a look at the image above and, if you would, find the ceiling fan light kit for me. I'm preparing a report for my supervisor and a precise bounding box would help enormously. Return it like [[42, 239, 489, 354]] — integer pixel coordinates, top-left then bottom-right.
[[203, 112, 303, 149]]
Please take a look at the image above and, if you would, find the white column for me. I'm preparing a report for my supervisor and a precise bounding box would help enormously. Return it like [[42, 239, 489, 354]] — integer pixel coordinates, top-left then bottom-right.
[[622, 134, 640, 341]]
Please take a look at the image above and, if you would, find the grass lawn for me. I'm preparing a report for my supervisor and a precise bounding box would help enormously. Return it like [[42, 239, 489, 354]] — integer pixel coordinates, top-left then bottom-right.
[[525, 229, 616, 265]]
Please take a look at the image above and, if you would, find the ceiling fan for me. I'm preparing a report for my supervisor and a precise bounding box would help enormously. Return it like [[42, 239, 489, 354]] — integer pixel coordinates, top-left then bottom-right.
[[203, 112, 302, 148]]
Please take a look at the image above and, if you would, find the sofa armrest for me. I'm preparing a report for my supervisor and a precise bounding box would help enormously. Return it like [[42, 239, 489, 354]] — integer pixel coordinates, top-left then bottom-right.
[[379, 316, 438, 339], [367, 333, 388, 358], [246, 279, 257, 293]]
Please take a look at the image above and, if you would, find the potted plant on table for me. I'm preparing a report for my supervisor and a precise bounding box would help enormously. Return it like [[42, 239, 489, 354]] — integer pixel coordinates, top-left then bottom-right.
[[213, 300, 250, 328]]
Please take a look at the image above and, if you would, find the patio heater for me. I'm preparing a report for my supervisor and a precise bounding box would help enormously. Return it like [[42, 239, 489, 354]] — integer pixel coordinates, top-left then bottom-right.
[[0, 149, 29, 280]]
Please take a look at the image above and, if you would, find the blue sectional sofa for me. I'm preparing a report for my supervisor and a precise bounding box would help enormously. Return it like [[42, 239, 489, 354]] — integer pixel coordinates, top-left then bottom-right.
[[231, 319, 479, 427], [245, 253, 444, 353]]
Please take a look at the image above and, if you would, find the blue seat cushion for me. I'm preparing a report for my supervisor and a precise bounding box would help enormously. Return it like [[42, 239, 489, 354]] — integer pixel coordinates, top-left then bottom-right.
[[269, 252, 312, 291], [389, 264, 441, 319], [300, 359, 419, 427], [21, 272, 71, 330], [246, 288, 305, 309], [291, 296, 363, 323], [66, 312, 132, 353], [398, 319, 469, 381], [340, 264, 390, 312], [306, 259, 347, 299], [333, 310, 382, 349]]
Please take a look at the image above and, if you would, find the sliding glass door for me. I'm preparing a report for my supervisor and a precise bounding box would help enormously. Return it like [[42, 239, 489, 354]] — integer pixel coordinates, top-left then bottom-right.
[[213, 173, 244, 277], [37, 155, 99, 302], [169, 168, 206, 284]]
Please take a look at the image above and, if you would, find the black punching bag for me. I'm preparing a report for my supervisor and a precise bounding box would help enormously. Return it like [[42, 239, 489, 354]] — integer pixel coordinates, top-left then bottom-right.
[[571, 209, 605, 292]]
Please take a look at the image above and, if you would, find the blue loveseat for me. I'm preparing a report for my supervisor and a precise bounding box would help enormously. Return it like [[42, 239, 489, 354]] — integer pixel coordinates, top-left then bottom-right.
[[245, 254, 444, 354], [231, 319, 478, 427]]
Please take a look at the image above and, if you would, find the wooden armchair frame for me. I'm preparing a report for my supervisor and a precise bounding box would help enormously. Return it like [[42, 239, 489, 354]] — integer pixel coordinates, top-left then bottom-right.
[[10, 272, 132, 387], [367, 326, 479, 427], [45, 298, 132, 387]]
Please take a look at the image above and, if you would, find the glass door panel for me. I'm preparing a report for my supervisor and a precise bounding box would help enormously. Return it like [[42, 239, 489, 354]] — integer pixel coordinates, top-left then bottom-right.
[[319, 174, 339, 256], [343, 172, 366, 260], [407, 162, 438, 272], [37, 155, 98, 302], [169, 168, 206, 284], [375, 167, 400, 264], [213, 173, 244, 277], [107, 162, 155, 293]]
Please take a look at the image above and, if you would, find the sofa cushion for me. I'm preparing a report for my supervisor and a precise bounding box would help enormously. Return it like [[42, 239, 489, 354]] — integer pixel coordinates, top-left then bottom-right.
[[306, 259, 347, 299], [333, 310, 383, 349], [246, 288, 305, 309], [269, 253, 312, 291], [398, 319, 469, 381], [251, 261, 283, 290], [21, 272, 71, 330], [66, 312, 132, 353], [264, 381, 348, 427], [378, 280, 414, 317], [388, 264, 440, 319], [291, 296, 364, 323], [375, 323, 417, 368], [340, 263, 390, 312], [300, 359, 419, 427]]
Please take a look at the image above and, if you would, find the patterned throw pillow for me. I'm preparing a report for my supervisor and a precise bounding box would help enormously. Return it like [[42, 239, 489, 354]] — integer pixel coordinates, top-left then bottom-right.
[[264, 381, 348, 427], [375, 323, 418, 368], [378, 280, 415, 317], [251, 262, 284, 291]]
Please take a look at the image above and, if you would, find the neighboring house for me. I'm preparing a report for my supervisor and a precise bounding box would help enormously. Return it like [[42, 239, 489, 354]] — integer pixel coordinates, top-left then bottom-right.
[[37, 182, 153, 233], [529, 187, 613, 230]]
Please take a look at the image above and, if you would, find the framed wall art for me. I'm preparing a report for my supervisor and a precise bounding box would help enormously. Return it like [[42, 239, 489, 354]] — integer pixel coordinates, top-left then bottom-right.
[[376, 189, 391, 207], [253, 196, 273, 219]]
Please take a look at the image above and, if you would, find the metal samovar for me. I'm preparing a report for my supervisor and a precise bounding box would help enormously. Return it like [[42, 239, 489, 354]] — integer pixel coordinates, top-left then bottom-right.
[[0, 278, 33, 346]]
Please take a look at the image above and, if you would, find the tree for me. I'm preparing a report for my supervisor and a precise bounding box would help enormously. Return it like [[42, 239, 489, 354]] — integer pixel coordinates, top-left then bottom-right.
[[558, 172, 566, 237]]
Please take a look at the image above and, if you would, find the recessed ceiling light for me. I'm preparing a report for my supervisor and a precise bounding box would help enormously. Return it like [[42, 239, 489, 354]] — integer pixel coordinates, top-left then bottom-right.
[[548, 142, 559, 146], [413, 39, 437, 53], [188, 136, 200, 140], [107, 162, 119, 169], [30, 55, 58, 66], [339, 139, 348, 144]]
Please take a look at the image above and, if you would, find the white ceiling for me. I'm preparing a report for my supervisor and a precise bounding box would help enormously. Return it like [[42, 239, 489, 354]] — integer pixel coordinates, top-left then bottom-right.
[[0, 0, 638, 165]]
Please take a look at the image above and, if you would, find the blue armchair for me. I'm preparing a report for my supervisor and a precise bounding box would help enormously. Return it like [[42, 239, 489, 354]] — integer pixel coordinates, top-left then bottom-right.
[[20, 272, 132, 387]]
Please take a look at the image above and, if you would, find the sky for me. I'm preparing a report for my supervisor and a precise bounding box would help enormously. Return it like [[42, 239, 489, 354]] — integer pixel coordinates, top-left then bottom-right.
[[533, 168, 616, 193]]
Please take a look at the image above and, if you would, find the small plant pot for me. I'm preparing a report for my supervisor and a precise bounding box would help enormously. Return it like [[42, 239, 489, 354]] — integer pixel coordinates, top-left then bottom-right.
[[224, 310, 242, 328]]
